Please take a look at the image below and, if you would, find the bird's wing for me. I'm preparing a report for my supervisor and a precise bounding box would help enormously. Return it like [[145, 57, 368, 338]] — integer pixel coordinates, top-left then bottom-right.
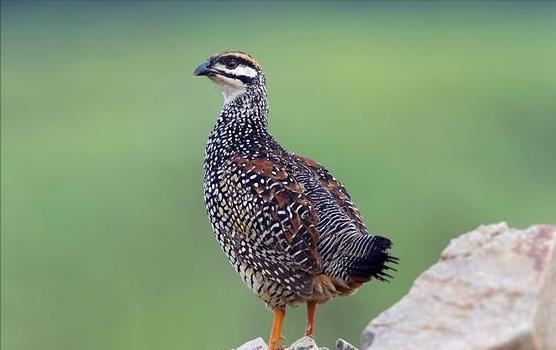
[[294, 155, 369, 234], [226, 155, 322, 295]]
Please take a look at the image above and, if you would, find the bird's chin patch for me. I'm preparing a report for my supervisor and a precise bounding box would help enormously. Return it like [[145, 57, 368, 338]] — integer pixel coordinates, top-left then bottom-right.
[[209, 75, 246, 104]]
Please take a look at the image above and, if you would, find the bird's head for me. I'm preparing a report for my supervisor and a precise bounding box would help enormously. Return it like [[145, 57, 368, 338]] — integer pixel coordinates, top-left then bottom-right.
[[193, 51, 265, 103]]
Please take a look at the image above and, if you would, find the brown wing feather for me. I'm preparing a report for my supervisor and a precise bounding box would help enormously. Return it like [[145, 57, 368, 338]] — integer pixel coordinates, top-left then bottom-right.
[[295, 155, 369, 234], [227, 155, 322, 296]]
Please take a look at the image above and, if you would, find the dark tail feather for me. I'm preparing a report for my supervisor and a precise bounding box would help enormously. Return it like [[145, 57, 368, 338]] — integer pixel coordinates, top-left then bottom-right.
[[345, 235, 398, 283]]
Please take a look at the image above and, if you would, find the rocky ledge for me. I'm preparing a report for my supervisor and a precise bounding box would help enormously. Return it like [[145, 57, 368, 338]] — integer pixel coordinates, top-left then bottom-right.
[[233, 336, 358, 350], [363, 223, 556, 350]]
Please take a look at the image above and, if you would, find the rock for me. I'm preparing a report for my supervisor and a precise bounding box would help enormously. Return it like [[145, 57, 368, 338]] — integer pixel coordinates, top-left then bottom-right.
[[234, 337, 267, 350], [336, 338, 358, 350], [286, 336, 324, 350], [362, 223, 556, 350], [234, 336, 356, 350]]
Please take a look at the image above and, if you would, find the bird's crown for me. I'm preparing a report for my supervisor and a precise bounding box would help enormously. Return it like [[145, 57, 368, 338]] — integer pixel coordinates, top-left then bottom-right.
[[210, 51, 261, 70]]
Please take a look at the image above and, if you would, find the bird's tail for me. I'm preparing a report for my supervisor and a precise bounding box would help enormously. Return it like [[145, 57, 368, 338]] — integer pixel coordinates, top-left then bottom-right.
[[343, 234, 398, 283]]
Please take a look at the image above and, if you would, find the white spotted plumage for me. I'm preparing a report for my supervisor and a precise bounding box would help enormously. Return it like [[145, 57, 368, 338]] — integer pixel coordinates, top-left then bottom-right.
[[197, 51, 397, 309]]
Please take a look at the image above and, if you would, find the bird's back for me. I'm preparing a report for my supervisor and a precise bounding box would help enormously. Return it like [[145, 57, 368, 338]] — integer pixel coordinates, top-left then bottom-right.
[[275, 144, 396, 291]]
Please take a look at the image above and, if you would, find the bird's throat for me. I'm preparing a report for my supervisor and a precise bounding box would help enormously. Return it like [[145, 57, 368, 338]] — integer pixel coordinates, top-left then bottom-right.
[[217, 86, 269, 134], [205, 85, 270, 169]]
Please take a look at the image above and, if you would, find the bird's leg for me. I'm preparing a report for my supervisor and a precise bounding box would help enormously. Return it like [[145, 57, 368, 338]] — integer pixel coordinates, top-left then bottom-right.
[[304, 300, 317, 337], [268, 307, 286, 350]]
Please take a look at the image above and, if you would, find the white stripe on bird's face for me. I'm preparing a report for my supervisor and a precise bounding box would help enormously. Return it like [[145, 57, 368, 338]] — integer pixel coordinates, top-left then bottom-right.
[[213, 63, 258, 78], [209, 63, 258, 103]]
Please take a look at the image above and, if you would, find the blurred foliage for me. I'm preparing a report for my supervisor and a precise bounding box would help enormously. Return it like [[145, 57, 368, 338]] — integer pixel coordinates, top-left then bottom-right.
[[2, 1, 556, 349]]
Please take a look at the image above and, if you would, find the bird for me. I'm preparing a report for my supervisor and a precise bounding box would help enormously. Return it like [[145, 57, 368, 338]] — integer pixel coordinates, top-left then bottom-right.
[[194, 51, 396, 350]]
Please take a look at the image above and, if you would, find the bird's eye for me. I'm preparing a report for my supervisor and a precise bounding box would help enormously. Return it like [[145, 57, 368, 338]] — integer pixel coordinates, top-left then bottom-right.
[[225, 59, 239, 69]]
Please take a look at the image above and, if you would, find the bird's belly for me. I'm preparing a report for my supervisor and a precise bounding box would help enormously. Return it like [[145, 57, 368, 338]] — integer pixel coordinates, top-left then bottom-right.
[[233, 259, 304, 309], [206, 215, 303, 309]]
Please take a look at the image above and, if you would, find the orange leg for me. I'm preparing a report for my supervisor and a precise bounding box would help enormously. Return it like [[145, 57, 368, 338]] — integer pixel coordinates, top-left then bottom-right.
[[268, 307, 286, 350], [304, 301, 317, 337]]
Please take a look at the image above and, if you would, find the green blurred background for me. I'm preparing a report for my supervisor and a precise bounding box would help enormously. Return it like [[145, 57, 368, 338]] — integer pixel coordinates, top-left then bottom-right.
[[2, 1, 555, 349]]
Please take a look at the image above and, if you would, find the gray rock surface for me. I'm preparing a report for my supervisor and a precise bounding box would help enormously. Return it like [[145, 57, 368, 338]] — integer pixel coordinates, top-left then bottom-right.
[[362, 222, 556, 350], [234, 337, 267, 350], [286, 336, 325, 350], [233, 336, 323, 350], [234, 336, 359, 350], [335, 338, 358, 350]]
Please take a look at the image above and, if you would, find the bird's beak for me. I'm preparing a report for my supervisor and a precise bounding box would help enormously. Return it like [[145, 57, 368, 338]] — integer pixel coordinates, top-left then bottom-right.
[[193, 61, 214, 76]]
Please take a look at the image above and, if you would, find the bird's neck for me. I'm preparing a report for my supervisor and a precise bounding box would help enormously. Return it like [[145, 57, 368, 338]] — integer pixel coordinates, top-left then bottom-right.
[[219, 86, 268, 129], [212, 85, 269, 139], [205, 85, 271, 165]]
